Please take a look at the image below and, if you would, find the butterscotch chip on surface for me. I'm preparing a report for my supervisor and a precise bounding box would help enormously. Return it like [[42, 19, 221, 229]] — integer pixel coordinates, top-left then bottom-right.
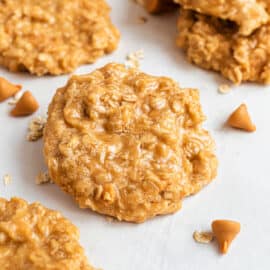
[[174, 0, 269, 36], [227, 104, 256, 132], [212, 219, 241, 254], [10, 91, 39, 117], [0, 77, 22, 102], [0, 0, 119, 76], [0, 197, 94, 270], [44, 63, 217, 223], [176, 9, 270, 84]]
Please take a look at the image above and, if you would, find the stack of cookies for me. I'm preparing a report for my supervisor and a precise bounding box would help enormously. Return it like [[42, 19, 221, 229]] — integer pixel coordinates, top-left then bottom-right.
[[140, 0, 270, 84]]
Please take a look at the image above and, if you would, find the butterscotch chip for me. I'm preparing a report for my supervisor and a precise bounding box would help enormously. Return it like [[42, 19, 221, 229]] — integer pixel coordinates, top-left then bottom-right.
[[10, 91, 39, 117], [212, 220, 241, 254], [227, 104, 256, 132], [0, 197, 94, 269], [44, 63, 217, 223], [0, 0, 119, 76], [0, 77, 22, 102], [174, 0, 269, 36], [176, 9, 270, 84]]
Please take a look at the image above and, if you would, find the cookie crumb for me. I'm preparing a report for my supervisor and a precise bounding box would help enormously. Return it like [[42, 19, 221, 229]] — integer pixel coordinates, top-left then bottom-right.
[[3, 174, 12, 186], [36, 172, 52, 185], [11, 91, 39, 117], [218, 84, 231, 94], [125, 49, 144, 69], [138, 16, 148, 24], [193, 231, 214, 244], [8, 91, 23, 105], [27, 116, 47, 141], [106, 216, 114, 223], [0, 77, 22, 102]]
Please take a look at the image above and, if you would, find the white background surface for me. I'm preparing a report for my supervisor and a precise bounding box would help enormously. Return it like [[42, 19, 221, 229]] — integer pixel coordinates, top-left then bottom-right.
[[1, 1, 270, 269]]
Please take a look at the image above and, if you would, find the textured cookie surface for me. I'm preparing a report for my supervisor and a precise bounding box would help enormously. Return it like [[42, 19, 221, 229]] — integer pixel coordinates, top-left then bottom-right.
[[174, 0, 269, 35], [0, 197, 93, 270], [44, 63, 217, 223], [0, 0, 119, 76], [177, 9, 270, 84]]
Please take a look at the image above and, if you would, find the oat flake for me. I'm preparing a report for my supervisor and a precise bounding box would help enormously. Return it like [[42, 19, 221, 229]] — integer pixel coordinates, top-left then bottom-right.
[[3, 174, 12, 186], [193, 231, 214, 244], [36, 172, 52, 185], [27, 116, 47, 142]]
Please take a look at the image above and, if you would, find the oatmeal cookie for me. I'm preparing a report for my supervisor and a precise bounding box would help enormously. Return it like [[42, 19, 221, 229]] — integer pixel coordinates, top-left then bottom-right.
[[174, 0, 269, 36], [0, 0, 119, 76], [0, 197, 93, 270], [177, 9, 270, 84], [44, 63, 217, 223]]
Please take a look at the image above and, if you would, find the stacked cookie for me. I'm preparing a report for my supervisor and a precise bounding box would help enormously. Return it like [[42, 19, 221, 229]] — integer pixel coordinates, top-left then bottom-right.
[[141, 0, 270, 84]]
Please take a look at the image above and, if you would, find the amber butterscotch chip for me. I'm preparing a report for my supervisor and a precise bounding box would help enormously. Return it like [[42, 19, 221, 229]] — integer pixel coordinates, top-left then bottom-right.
[[10, 91, 39, 117], [44, 63, 217, 223], [0, 197, 94, 270], [176, 9, 270, 84], [0, 0, 119, 76], [212, 220, 241, 254], [0, 77, 21, 102], [227, 104, 256, 132]]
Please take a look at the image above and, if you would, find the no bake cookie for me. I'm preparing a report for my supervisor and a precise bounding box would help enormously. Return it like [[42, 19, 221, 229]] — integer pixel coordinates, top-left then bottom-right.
[[44, 63, 217, 223], [177, 9, 270, 84], [0, 0, 120, 75], [0, 197, 93, 270]]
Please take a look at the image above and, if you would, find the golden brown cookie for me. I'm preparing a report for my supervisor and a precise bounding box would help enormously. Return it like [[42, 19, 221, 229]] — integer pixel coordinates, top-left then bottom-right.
[[177, 9, 270, 84], [44, 63, 217, 223], [174, 0, 269, 36], [0, 197, 93, 270], [0, 0, 120, 76]]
